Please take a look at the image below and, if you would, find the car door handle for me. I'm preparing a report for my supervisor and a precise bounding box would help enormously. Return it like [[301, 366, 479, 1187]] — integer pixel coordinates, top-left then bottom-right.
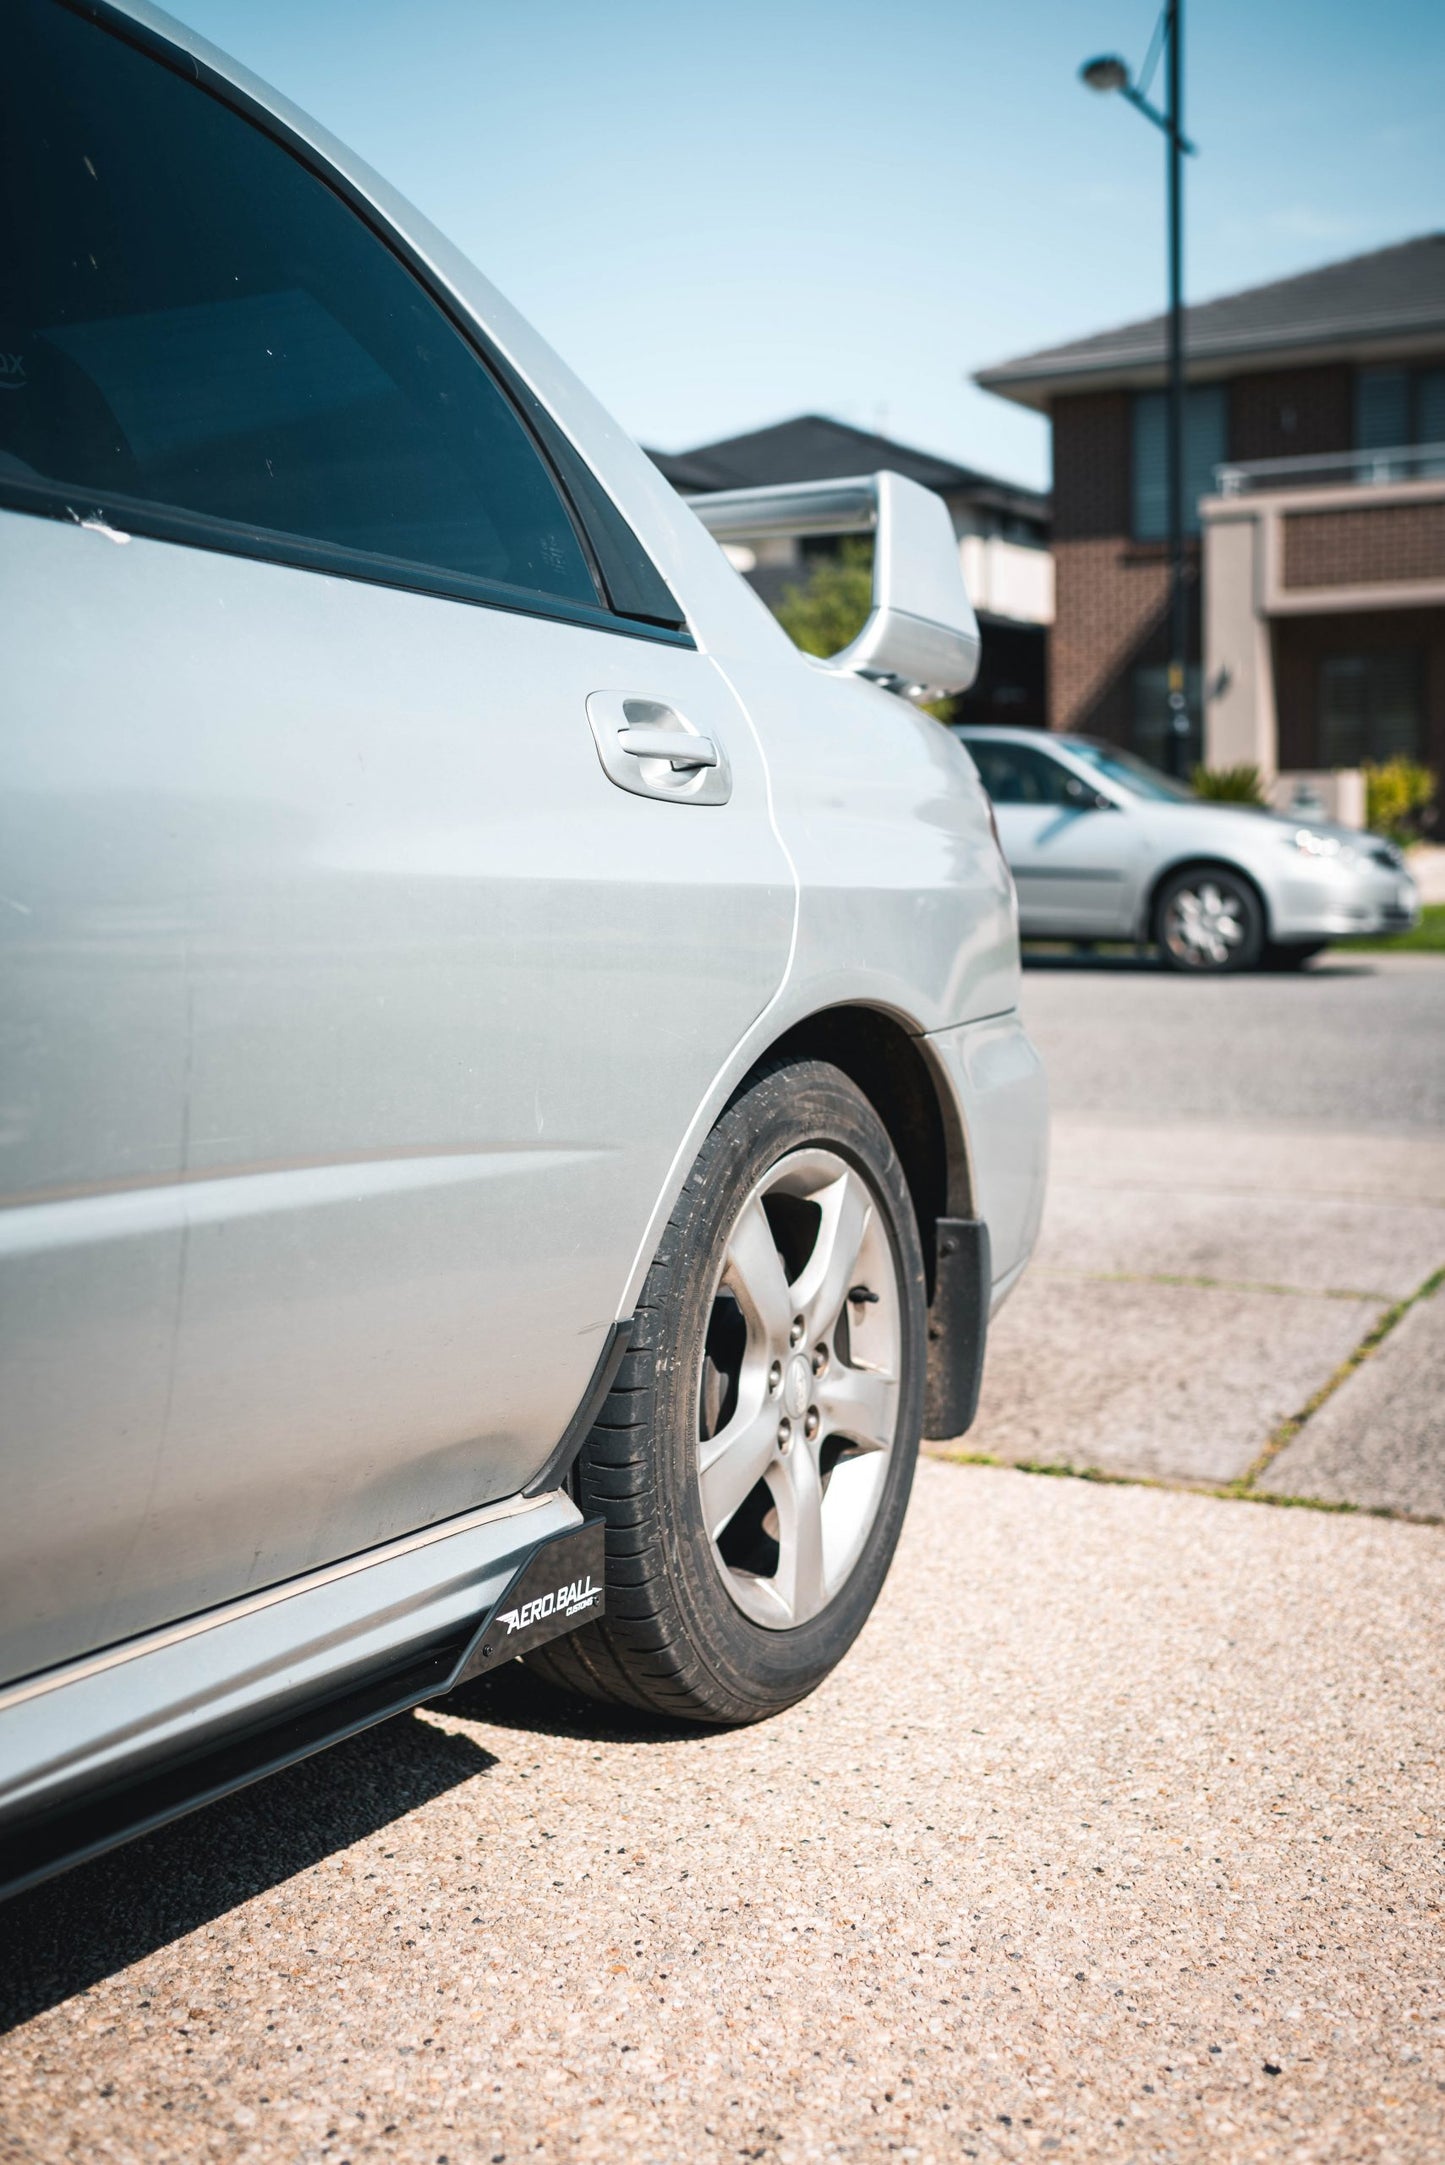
[[585, 691, 732, 806], [616, 724, 719, 768]]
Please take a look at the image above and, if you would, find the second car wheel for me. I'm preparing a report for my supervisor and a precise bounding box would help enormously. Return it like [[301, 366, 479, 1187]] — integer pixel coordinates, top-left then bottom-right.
[[526, 1058, 927, 1724], [1154, 864, 1265, 973]]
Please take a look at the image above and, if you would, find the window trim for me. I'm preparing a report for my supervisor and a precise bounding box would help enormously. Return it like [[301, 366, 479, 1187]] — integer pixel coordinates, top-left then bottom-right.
[[12, 0, 693, 648]]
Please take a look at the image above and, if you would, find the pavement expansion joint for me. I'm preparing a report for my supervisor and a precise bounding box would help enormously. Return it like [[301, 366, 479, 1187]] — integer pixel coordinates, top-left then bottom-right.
[[1036, 1265, 1396, 1304], [1236, 1260, 1445, 1492], [933, 1447, 1445, 1529]]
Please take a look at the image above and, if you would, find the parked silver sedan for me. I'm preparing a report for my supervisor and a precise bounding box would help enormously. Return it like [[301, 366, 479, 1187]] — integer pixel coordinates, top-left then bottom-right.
[[955, 728, 1421, 971], [0, 0, 1046, 1893]]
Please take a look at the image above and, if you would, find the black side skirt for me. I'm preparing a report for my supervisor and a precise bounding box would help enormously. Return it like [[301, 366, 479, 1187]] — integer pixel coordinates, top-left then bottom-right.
[[0, 1517, 605, 1903]]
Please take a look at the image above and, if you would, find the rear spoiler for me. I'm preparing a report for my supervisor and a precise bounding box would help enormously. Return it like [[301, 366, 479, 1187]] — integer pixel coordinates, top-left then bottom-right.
[[688, 469, 981, 703]]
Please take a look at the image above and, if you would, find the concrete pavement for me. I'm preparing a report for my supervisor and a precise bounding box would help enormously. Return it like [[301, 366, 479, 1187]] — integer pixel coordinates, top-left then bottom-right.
[[947, 955, 1445, 1517], [1, 1462, 1441, 2165], [2, 951, 1442, 2165]]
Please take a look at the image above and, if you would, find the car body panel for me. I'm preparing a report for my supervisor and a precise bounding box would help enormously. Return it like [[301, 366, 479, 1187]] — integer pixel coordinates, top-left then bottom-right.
[[987, 799, 1149, 936], [956, 727, 1422, 945], [0, 512, 793, 1680], [0, 0, 1049, 1873]]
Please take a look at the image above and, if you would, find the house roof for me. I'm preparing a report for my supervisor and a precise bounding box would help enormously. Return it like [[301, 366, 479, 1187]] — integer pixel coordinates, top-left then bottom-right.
[[645, 413, 1048, 523], [976, 233, 1445, 410]]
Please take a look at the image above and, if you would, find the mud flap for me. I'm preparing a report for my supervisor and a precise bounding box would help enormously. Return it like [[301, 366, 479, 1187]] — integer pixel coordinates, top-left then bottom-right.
[[450, 1517, 606, 1686], [923, 1216, 991, 1439]]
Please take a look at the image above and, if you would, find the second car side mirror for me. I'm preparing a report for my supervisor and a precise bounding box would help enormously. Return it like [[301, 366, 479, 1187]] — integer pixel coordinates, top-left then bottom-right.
[[1064, 777, 1114, 811]]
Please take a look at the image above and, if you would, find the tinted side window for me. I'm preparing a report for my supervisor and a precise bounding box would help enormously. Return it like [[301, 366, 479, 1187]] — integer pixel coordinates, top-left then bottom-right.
[[969, 743, 1077, 807], [2, 0, 598, 614]]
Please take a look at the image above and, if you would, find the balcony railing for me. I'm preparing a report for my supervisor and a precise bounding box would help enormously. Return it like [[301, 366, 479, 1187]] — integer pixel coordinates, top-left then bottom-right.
[[1214, 443, 1445, 496]]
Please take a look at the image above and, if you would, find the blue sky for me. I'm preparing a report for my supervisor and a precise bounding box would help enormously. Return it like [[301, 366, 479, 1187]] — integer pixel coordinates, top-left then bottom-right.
[[172, 0, 1443, 490]]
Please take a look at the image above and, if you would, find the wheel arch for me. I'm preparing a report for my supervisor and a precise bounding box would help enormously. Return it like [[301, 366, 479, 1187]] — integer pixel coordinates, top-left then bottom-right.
[[742, 1004, 988, 1440], [742, 1003, 975, 1306], [1142, 854, 1272, 943]]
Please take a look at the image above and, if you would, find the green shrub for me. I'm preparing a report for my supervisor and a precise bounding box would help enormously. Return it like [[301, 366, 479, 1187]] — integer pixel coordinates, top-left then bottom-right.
[[1364, 758, 1436, 844], [1191, 762, 1268, 806], [774, 538, 873, 659]]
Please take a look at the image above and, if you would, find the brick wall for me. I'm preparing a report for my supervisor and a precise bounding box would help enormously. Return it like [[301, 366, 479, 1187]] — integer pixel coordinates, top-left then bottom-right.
[[1282, 499, 1445, 589], [1273, 607, 1445, 779], [1052, 390, 1130, 540], [1051, 390, 1199, 736], [1228, 365, 1352, 463]]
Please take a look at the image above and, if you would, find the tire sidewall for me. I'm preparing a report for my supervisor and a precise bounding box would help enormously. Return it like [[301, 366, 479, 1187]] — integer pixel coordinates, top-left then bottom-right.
[[637, 1060, 926, 1719]]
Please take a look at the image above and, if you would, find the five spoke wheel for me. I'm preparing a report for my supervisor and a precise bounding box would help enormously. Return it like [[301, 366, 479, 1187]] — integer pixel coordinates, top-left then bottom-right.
[[698, 1148, 901, 1629]]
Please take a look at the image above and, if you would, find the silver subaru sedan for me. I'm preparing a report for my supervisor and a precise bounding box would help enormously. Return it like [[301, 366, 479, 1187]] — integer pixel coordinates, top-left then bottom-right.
[[0, 0, 1046, 1893], [955, 727, 1421, 971]]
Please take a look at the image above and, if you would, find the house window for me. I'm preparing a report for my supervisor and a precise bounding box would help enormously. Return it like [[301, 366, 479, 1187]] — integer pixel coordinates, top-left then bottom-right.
[[1131, 662, 1202, 770], [1130, 386, 1227, 540], [1355, 368, 1410, 452], [1319, 652, 1422, 767], [1417, 368, 1445, 451], [1355, 365, 1445, 455]]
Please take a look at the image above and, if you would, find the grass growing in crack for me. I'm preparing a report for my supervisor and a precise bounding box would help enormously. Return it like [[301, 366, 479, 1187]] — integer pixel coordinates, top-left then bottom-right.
[[1037, 1266, 1391, 1304], [1237, 1261, 1445, 1490], [930, 1447, 1441, 1527], [932, 1259, 1445, 1529]]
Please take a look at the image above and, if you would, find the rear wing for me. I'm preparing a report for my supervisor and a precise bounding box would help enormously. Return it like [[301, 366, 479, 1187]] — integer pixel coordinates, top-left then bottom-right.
[[688, 469, 981, 703]]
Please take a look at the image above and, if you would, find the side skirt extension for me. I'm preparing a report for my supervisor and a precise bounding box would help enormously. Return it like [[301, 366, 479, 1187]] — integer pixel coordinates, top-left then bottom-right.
[[0, 1517, 604, 1902]]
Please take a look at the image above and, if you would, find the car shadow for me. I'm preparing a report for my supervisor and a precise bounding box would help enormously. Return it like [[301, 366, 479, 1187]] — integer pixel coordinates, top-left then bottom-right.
[[1021, 944, 1382, 977], [1021, 945, 1160, 972], [0, 1711, 495, 2034], [432, 1656, 707, 1748]]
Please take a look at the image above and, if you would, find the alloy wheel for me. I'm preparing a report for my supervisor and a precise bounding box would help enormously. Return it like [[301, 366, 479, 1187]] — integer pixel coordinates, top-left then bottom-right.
[[696, 1147, 902, 1630], [1162, 877, 1249, 968]]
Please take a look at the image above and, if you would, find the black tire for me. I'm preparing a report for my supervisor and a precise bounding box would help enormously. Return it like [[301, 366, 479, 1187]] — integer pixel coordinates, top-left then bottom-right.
[[1263, 940, 1327, 971], [525, 1058, 927, 1725], [1153, 863, 1265, 973]]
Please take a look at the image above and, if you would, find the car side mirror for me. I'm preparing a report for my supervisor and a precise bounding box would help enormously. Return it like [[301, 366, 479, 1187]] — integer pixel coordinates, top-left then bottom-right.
[[689, 469, 981, 704], [1064, 777, 1113, 811]]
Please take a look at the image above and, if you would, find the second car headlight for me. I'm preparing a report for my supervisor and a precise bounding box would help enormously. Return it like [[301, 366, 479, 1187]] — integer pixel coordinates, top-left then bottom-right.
[[1287, 828, 1358, 867]]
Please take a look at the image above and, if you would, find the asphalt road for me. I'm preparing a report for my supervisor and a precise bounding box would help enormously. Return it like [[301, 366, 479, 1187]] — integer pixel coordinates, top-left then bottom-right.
[[3, 953, 1442, 2165], [1019, 950, 1445, 1134]]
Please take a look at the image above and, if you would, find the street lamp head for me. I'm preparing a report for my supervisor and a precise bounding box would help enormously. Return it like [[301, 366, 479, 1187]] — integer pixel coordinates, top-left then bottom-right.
[[1080, 54, 1131, 92]]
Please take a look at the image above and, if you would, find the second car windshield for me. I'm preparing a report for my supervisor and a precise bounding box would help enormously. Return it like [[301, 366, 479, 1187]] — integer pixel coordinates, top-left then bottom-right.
[[1067, 741, 1196, 804]]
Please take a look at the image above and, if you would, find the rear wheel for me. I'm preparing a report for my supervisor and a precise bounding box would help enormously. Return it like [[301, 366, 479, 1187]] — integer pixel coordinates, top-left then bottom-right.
[[525, 1059, 926, 1724], [1154, 865, 1265, 973]]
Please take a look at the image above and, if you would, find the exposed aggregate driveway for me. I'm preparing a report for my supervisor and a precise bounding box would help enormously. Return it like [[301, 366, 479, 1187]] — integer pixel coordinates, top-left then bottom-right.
[[2, 954, 1442, 2165], [3, 1464, 1442, 2165]]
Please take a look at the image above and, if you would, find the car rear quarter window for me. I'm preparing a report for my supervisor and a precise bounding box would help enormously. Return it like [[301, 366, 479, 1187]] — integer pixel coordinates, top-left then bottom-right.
[[1, 0, 602, 615]]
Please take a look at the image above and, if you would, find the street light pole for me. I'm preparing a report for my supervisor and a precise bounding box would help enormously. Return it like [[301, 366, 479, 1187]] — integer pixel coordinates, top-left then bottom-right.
[[1081, 7, 1198, 777], [1164, 0, 1187, 777]]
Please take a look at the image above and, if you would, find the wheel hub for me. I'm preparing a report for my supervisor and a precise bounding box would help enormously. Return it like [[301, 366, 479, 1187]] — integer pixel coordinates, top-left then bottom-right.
[[782, 1353, 811, 1420]]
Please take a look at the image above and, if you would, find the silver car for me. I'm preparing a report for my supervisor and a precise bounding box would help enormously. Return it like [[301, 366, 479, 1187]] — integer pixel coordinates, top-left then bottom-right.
[[0, 0, 1046, 1893], [955, 727, 1421, 971]]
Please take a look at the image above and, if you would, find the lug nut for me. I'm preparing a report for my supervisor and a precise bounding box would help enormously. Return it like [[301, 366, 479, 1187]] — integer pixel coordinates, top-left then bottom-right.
[[777, 1417, 793, 1454], [811, 1344, 828, 1376], [789, 1315, 805, 1347], [804, 1408, 820, 1441], [768, 1359, 783, 1394]]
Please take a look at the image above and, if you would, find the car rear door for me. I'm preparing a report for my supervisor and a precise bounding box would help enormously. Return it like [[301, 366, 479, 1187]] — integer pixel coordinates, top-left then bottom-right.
[[0, 0, 793, 1679], [965, 739, 1137, 936]]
